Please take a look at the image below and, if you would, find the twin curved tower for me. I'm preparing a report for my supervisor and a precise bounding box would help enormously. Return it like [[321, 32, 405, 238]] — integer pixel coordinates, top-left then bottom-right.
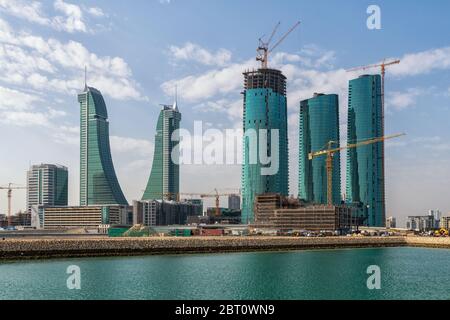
[[78, 86, 128, 206]]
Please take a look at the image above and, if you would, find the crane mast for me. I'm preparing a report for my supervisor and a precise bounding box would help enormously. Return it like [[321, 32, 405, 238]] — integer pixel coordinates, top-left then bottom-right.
[[0, 183, 26, 227], [308, 133, 405, 206]]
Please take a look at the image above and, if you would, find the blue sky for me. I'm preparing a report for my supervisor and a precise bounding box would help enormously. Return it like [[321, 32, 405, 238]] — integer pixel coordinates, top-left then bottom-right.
[[1, 0, 450, 226]]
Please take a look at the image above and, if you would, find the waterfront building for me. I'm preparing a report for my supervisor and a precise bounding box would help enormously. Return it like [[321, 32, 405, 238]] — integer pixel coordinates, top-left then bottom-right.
[[228, 194, 241, 210], [26, 164, 68, 213], [406, 215, 435, 232], [185, 199, 204, 215], [386, 216, 397, 229], [299, 93, 341, 205], [252, 194, 351, 233], [133, 200, 201, 226], [78, 85, 128, 206], [440, 216, 450, 230], [428, 209, 442, 228], [241, 68, 289, 224], [142, 101, 181, 201], [346, 74, 384, 227], [31, 205, 131, 229]]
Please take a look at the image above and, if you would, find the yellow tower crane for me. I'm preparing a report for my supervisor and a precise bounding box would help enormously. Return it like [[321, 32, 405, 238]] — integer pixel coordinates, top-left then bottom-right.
[[0, 183, 26, 227], [308, 133, 405, 206]]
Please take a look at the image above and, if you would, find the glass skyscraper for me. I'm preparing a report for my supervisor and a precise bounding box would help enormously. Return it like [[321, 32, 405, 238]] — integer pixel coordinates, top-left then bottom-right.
[[346, 74, 384, 227], [78, 86, 128, 206], [142, 101, 181, 201], [299, 93, 341, 205], [27, 164, 68, 213], [241, 68, 289, 224]]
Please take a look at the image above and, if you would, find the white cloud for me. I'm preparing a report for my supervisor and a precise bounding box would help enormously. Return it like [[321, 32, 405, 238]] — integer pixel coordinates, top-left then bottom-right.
[[0, 0, 50, 25], [390, 46, 450, 76], [110, 136, 154, 157], [169, 42, 232, 67], [53, 0, 86, 33], [0, 0, 107, 34], [162, 58, 258, 102], [0, 86, 41, 111], [388, 88, 424, 110], [0, 18, 146, 101], [86, 7, 105, 17]]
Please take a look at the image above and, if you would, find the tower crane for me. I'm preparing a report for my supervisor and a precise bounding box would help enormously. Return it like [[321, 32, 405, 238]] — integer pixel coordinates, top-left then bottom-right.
[[347, 59, 401, 218], [308, 133, 405, 206], [0, 183, 26, 227], [256, 20, 301, 69]]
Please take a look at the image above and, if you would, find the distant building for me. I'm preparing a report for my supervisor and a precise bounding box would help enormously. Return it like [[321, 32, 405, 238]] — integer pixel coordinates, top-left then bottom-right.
[[241, 68, 289, 224], [185, 199, 204, 215], [228, 194, 241, 210], [440, 216, 450, 230], [31, 205, 131, 229], [299, 93, 340, 205], [133, 200, 201, 226], [386, 216, 397, 229], [26, 164, 68, 213], [142, 102, 181, 201], [406, 215, 435, 232], [0, 212, 31, 228], [78, 85, 128, 206], [428, 209, 442, 228]]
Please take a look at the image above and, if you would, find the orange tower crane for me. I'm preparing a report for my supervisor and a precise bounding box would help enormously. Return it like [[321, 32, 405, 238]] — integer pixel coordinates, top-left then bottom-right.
[[308, 133, 405, 206], [0, 183, 26, 227]]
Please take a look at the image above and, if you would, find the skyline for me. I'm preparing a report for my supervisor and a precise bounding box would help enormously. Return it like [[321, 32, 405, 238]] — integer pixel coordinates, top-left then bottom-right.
[[1, 1, 450, 226]]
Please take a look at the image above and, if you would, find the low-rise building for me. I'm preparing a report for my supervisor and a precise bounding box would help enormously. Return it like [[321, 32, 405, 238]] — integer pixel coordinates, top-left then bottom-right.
[[406, 215, 435, 232], [440, 216, 450, 230], [386, 216, 397, 229], [31, 205, 131, 229], [252, 193, 352, 233], [133, 200, 202, 226]]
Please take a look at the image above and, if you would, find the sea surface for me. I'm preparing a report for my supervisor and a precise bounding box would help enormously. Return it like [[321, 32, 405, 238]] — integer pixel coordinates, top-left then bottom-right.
[[0, 247, 449, 300]]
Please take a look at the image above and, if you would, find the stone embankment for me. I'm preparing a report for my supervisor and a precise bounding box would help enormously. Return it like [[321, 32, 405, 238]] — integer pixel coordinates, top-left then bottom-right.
[[1, 236, 449, 260]]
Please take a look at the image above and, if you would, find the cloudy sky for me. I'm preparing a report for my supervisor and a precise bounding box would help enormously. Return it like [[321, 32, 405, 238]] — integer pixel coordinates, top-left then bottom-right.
[[1, 0, 450, 226]]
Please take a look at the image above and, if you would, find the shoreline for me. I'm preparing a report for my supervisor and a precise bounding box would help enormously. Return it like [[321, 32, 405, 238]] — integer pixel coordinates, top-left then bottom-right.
[[1, 236, 450, 260]]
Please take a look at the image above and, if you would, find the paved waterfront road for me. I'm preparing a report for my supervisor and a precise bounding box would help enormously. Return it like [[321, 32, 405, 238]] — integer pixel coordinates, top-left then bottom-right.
[[0, 247, 449, 300]]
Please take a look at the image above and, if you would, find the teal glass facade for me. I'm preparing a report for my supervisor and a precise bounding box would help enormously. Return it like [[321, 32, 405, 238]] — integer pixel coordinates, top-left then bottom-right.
[[78, 86, 128, 206], [346, 75, 384, 227], [142, 104, 181, 201], [299, 94, 341, 205], [241, 69, 289, 224]]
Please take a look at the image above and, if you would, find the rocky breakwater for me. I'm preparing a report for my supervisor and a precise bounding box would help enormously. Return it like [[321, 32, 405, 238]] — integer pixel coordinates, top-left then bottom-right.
[[0, 236, 410, 260]]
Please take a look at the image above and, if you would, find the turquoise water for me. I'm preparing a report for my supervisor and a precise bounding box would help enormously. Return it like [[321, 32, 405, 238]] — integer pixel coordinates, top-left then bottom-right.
[[0, 247, 449, 300]]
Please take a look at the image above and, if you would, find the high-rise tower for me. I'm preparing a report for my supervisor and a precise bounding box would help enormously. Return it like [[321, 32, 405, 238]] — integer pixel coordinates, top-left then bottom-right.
[[78, 86, 128, 206], [299, 93, 341, 205], [142, 100, 181, 201], [241, 68, 289, 224], [346, 74, 384, 227], [27, 164, 68, 213]]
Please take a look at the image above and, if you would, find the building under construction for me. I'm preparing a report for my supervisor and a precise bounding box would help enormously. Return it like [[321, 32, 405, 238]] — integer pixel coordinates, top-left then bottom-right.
[[252, 193, 352, 233]]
